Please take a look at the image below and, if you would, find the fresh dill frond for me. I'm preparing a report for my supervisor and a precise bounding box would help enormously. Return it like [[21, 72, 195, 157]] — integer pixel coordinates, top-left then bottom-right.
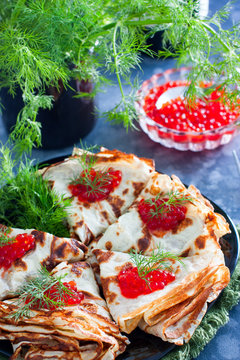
[[130, 246, 184, 286], [71, 170, 113, 196], [0, 0, 240, 155], [0, 227, 14, 247], [75, 141, 100, 172], [70, 142, 115, 197], [8, 266, 72, 321], [0, 145, 70, 237], [145, 190, 194, 219]]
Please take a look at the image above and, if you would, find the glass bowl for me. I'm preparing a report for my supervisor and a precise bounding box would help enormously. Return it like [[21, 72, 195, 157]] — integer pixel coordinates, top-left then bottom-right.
[[136, 67, 240, 151]]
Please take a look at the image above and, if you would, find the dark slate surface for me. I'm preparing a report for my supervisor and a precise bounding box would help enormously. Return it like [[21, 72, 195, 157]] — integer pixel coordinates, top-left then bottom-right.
[[0, 0, 239, 359]]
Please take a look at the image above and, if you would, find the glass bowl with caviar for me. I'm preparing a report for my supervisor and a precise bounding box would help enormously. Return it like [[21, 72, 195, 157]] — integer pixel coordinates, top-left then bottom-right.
[[136, 67, 240, 151]]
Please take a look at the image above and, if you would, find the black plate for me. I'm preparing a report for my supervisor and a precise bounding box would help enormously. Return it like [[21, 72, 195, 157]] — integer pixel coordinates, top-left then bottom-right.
[[0, 158, 239, 359]]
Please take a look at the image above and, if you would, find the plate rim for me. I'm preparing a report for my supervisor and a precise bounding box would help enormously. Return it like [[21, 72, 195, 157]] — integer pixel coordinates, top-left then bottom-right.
[[0, 155, 239, 359]]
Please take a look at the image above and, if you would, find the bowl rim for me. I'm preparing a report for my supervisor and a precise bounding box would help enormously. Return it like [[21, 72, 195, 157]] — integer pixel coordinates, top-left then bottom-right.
[[136, 67, 240, 137]]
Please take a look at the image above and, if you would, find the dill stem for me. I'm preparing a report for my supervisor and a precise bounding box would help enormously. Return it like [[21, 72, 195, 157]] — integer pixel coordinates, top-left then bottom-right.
[[125, 17, 173, 27], [10, 0, 27, 23], [201, 21, 240, 60], [112, 23, 125, 101], [101, 17, 173, 32]]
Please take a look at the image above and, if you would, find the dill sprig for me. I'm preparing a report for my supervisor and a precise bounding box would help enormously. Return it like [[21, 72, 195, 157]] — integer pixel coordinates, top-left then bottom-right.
[[0, 1, 240, 156], [0, 227, 14, 247], [70, 142, 113, 197], [8, 267, 72, 322], [145, 190, 194, 219], [130, 246, 184, 286], [74, 142, 100, 173], [0, 144, 70, 237], [71, 170, 113, 197]]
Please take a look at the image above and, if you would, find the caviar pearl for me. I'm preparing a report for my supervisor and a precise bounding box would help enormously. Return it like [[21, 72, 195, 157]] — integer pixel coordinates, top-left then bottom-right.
[[68, 168, 122, 203], [118, 266, 175, 299], [143, 81, 238, 134], [0, 233, 35, 271]]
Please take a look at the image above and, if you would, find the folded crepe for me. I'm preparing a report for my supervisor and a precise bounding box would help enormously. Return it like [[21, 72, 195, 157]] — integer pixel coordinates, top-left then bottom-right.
[[93, 249, 230, 345], [92, 172, 230, 256], [40, 148, 154, 245], [0, 224, 88, 301], [0, 261, 128, 360]]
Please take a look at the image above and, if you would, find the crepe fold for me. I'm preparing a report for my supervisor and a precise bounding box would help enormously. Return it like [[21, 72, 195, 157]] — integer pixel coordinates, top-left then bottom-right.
[[40, 148, 154, 245], [0, 225, 88, 301], [92, 172, 230, 256], [93, 249, 230, 345], [0, 261, 128, 360]]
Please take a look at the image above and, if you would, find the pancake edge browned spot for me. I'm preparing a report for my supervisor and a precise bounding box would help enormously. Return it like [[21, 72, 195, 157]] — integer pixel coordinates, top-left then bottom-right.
[[75, 220, 84, 227], [14, 258, 27, 271], [108, 292, 118, 304], [71, 239, 88, 255], [195, 235, 207, 250], [71, 261, 90, 276], [93, 249, 114, 264], [82, 291, 102, 301], [101, 210, 110, 223], [54, 242, 68, 259], [48, 180, 55, 190], [107, 195, 125, 218], [205, 212, 215, 223], [180, 248, 191, 257], [100, 276, 119, 303], [172, 218, 193, 235], [138, 237, 151, 253], [31, 230, 45, 246], [83, 202, 91, 209], [90, 262, 100, 277], [105, 241, 112, 250], [40, 235, 58, 270], [72, 223, 94, 245], [132, 182, 145, 197]]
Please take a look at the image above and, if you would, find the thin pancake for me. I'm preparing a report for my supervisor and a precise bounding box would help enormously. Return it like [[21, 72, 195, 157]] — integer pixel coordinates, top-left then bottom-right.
[[40, 148, 154, 244], [92, 172, 230, 256], [93, 249, 230, 344], [0, 225, 87, 301], [0, 261, 128, 360]]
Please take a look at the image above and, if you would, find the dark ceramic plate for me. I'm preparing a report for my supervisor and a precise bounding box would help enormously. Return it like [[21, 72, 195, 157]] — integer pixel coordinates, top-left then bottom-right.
[[0, 158, 239, 359]]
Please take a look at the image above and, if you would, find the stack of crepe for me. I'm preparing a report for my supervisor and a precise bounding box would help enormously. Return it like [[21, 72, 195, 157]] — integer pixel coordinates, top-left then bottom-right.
[[92, 172, 229, 256], [91, 171, 231, 345], [93, 249, 229, 345], [40, 148, 154, 244], [0, 149, 232, 357], [0, 261, 128, 360], [0, 225, 88, 301]]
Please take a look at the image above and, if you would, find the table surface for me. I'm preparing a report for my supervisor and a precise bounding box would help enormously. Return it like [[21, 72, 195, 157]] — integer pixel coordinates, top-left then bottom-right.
[[0, 1, 240, 359]]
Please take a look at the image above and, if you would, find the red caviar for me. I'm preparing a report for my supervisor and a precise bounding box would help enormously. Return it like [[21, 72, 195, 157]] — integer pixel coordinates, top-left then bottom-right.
[[143, 81, 239, 135], [26, 280, 84, 310], [68, 168, 122, 202], [0, 233, 35, 271], [138, 198, 187, 231], [118, 266, 175, 298]]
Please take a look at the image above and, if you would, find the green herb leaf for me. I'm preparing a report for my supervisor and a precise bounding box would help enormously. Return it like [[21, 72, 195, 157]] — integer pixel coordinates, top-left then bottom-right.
[[8, 267, 73, 321], [74, 141, 100, 173], [130, 246, 184, 286], [0, 145, 70, 237], [145, 190, 194, 219], [1, 1, 239, 156], [0, 227, 14, 247], [70, 142, 114, 197]]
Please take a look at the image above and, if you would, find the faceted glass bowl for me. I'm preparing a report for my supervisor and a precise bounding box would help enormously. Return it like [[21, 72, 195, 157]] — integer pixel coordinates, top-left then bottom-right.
[[136, 67, 240, 151]]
